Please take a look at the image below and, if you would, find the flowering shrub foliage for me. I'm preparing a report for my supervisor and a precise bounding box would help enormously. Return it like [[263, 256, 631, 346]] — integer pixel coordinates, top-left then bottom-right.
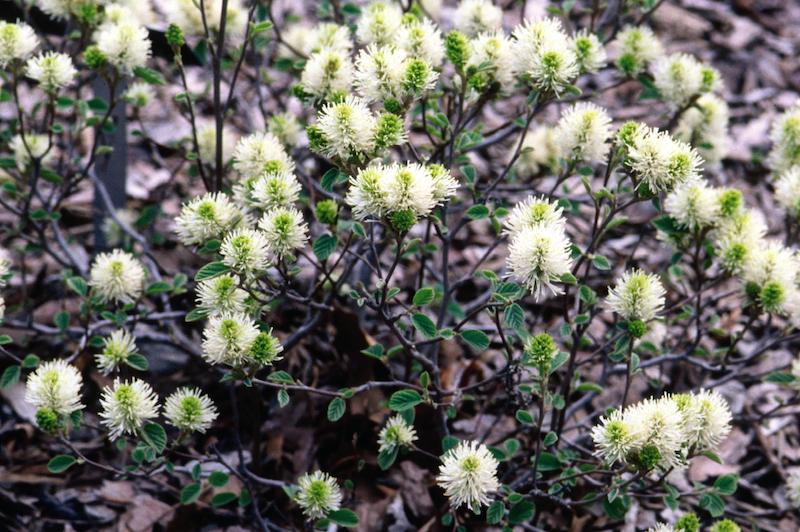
[[1, 0, 800, 530]]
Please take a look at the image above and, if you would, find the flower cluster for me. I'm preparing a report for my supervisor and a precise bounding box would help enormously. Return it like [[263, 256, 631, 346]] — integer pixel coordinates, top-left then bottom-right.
[[25, 360, 83, 432], [346, 162, 458, 232], [592, 390, 731, 471], [505, 196, 573, 301], [436, 440, 500, 511], [89, 249, 147, 305], [295, 471, 343, 520]]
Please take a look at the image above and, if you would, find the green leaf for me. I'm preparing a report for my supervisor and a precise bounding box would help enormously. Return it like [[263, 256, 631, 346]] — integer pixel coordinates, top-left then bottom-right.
[[543, 431, 558, 446], [377, 446, 399, 470], [320, 168, 347, 192], [466, 204, 490, 220], [508, 500, 534, 524], [268, 370, 294, 385], [66, 276, 88, 297], [277, 388, 290, 407], [592, 255, 611, 270], [460, 329, 490, 351], [411, 313, 437, 339], [212, 492, 238, 507], [713, 474, 738, 495], [141, 422, 167, 454], [313, 233, 338, 261], [327, 397, 346, 421], [388, 389, 423, 411], [54, 311, 70, 332], [764, 372, 796, 384], [503, 303, 525, 330], [515, 409, 533, 425], [536, 452, 561, 471], [180, 482, 202, 505], [0, 335, 12, 345], [194, 261, 230, 281], [47, 454, 76, 473], [699, 492, 725, 517], [412, 287, 435, 306], [21, 354, 40, 368], [125, 353, 149, 371], [209, 471, 229, 487], [185, 308, 209, 322], [0, 365, 20, 388], [328, 509, 359, 528], [146, 281, 172, 295], [486, 500, 505, 524], [133, 66, 166, 85], [701, 450, 723, 464], [575, 382, 603, 394]]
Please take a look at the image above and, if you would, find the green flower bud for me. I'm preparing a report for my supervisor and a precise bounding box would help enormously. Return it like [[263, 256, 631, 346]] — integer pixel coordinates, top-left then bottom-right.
[[84, 45, 107, 70], [445, 31, 469, 71], [166, 24, 185, 49], [36, 407, 61, 433], [759, 280, 785, 313], [306, 125, 327, 154], [249, 331, 283, 366], [617, 53, 638, 78], [627, 319, 647, 338], [390, 209, 417, 234], [373, 113, 405, 152], [523, 333, 557, 376], [675, 513, 701, 532], [315, 199, 338, 226], [709, 519, 740, 532], [403, 58, 431, 96], [383, 98, 403, 115], [718, 189, 743, 218], [76, 3, 99, 27], [636, 443, 661, 471]]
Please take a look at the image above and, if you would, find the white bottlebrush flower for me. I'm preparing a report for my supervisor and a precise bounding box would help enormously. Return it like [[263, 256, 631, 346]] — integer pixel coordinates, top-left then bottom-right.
[[356, 1, 403, 45], [99, 378, 159, 440], [346, 163, 457, 222], [512, 18, 579, 95], [648, 524, 675, 532], [25, 359, 83, 416], [767, 104, 800, 173], [196, 274, 248, 315], [741, 240, 799, 314], [591, 409, 637, 465], [267, 113, 304, 148], [571, 29, 606, 74], [0, 21, 39, 67], [311, 23, 353, 55], [516, 126, 559, 176], [124, 81, 155, 107], [175, 192, 243, 246], [25, 52, 77, 92], [258, 207, 309, 260], [301, 48, 354, 101], [673, 389, 732, 452], [605, 269, 666, 322], [94, 21, 151, 74], [38, 0, 94, 19], [652, 53, 705, 109], [713, 209, 767, 274], [554, 102, 612, 164], [354, 45, 408, 103], [612, 25, 663, 76], [10, 134, 54, 170], [504, 195, 565, 237], [232, 132, 295, 178], [89, 249, 146, 304], [249, 172, 302, 211], [315, 96, 377, 160], [623, 396, 685, 470], [507, 224, 573, 301], [674, 94, 730, 164], [201, 311, 260, 366], [197, 124, 236, 167], [101, 2, 156, 27], [96, 329, 139, 375], [279, 25, 316, 58], [396, 18, 444, 67], [378, 414, 418, 453], [787, 470, 800, 508], [775, 166, 800, 219], [466, 31, 515, 92], [296, 471, 343, 520], [164, 387, 218, 433], [221, 228, 271, 274], [454, 0, 503, 37], [437, 440, 499, 510], [627, 127, 702, 192], [664, 177, 721, 230], [164, 0, 247, 40]]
